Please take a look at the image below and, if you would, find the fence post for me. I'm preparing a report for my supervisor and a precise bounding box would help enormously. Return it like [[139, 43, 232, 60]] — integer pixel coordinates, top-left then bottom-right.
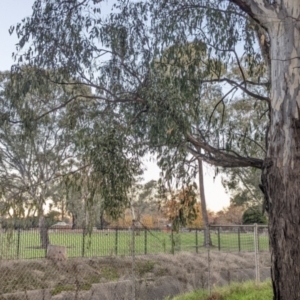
[[218, 227, 221, 251], [206, 225, 212, 297], [82, 228, 85, 257], [115, 227, 118, 256], [171, 230, 174, 255], [238, 227, 241, 252], [257, 227, 260, 251], [17, 228, 21, 259], [131, 219, 136, 300], [144, 229, 147, 255], [195, 229, 198, 254], [254, 223, 260, 284], [45, 228, 49, 258]]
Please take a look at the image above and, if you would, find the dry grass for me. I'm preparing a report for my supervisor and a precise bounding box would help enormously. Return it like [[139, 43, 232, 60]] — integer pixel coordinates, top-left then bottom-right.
[[0, 251, 271, 299]]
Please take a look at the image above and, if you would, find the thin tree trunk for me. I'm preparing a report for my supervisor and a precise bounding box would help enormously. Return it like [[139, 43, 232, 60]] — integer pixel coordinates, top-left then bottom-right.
[[198, 158, 212, 246], [38, 214, 49, 249], [100, 211, 104, 230], [72, 213, 78, 229], [61, 198, 65, 221]]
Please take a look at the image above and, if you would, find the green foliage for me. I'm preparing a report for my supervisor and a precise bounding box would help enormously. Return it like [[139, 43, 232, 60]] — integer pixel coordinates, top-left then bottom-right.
[[171, 281, 272, 300], [45, 210, 62, 227], [1, 217, 38, 230], [0, 66, 143, 225], [8, 1, 270, 234], [11, 1, 268, 185], [222, 168, 265, 208], [129, 180, 161, 224], [242, 206, 268, 225], [0, 210, 61, 230], [0, 69, 77, 222]]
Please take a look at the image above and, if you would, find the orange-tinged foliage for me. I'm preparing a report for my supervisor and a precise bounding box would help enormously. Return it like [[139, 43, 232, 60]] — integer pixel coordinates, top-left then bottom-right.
[[163, 184, 200, 231], [189, 203, 204, 228], [141, 215, 154, 228]]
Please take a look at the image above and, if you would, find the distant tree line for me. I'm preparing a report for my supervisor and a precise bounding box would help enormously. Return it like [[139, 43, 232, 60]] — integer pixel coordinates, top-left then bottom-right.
[[0, 211, 61, 230]]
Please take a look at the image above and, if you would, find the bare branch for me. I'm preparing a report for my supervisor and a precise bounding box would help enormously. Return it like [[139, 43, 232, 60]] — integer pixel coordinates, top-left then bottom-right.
[[233, 49, 247, 88], [208, 86, 237, 128], [201, 78, 270, 103]]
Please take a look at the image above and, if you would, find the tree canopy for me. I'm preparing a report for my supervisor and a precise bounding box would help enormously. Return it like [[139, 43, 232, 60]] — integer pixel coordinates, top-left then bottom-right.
[[8, 0, 300, 298]]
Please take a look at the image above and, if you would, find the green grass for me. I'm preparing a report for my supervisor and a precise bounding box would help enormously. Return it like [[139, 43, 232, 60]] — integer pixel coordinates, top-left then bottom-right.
[[171, 281, 273, 300], [0, 229, 269, 260]]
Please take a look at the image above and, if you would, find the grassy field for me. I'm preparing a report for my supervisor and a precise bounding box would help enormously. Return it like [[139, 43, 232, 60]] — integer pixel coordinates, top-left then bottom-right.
[[170, 281, 273, 300], [0, 229, 269, 260]]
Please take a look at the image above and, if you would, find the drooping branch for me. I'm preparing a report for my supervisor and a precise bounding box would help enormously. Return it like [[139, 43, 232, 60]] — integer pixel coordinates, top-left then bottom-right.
[[173, 3, 248, 19]]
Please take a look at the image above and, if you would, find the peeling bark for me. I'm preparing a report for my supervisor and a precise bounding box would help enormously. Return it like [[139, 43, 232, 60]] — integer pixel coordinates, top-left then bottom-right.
[[243, 1, 300, 299]]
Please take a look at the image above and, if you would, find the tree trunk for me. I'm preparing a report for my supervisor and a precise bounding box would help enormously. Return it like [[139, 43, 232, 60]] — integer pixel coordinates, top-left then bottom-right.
[[72, 213, 77, 229], [99, 211, 104, 230], [198, 158, 212, 246], [61, 198, 65, 221], [39, 214, 49, 249], [258, 2, 300, 298]]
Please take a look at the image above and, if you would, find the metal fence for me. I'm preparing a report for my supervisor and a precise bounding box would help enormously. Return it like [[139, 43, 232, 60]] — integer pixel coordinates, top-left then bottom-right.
[[207, 224, 270, 289], [209, 224, 269, 252], [0, 225, 269, 260], [0, 224, 270, 299]]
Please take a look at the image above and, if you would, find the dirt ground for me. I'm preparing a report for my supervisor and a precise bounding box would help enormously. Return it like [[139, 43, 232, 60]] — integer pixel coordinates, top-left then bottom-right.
[[0, 251, 271, 300]]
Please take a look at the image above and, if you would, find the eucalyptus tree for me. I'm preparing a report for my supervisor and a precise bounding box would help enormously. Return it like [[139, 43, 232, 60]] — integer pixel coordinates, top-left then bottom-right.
[[129, 179, 161, 227], [221, 94, 267, 209], [63, 85, 143, 222], [144, 42, 223, 245], [62, 163, 101, 230], [0, 69, 78, 248], [222, 167, 264, 208], [138, 42, 266, 244], [11, 0, 300, 297]]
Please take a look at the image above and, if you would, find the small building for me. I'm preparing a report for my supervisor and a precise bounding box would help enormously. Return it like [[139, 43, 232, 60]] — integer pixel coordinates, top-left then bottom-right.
[[50, 221, 72, 230]]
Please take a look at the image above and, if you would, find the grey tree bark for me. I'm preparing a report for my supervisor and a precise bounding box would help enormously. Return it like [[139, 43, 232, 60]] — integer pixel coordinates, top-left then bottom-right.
[[232, 1, 300, 298], [38, 213, 49, 249]]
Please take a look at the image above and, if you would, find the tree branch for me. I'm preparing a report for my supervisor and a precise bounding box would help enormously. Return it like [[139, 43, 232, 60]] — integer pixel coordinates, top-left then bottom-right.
[[201, 78, 270, 103], [229, 0, 277, 29], [186, 133, 263, 169]]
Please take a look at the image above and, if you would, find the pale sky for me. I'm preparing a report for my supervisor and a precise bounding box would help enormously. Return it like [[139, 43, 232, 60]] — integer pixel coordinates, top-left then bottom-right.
[[0, 0, 231, 212], [142, 159, 230, 212]]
